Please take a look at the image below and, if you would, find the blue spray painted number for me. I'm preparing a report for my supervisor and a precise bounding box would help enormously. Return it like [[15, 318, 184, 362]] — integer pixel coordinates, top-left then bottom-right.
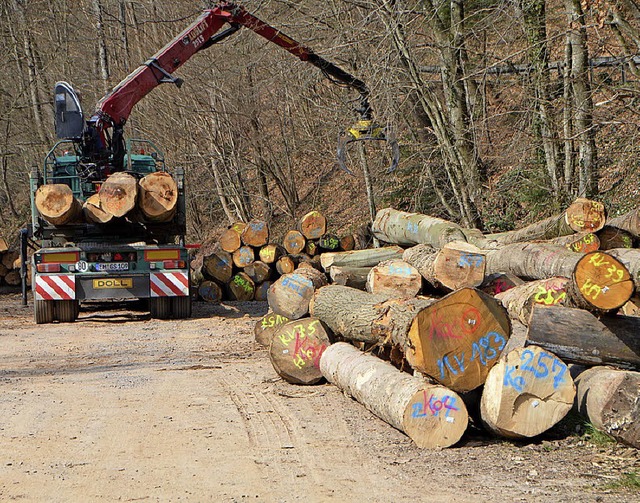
[[436, 331, 506, 380], [504, 349, 568, 392]]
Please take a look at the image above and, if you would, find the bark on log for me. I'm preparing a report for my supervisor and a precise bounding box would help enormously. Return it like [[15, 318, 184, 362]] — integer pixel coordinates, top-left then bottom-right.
[[372, 207, 467, 248], [267, 267, 328, 319], [496, 277, 570, 325], [275, 256, 296, 276], [244, 260, 271, 284], [254, 311, 290, 347], [219, 223, 245, 253], [366, 260, 422, 298], [607, 248, 640, 293], [481, 198, 606, 247], [4, 270, 21, 286], [232, 245, 255, 269], [241, 219, 269, 248], [329, 266, 371, 290], [596, 226, 633, 250], [549, 232, 600, 253], [198, 280, 223, 304], [527, 305, 640, 370], [320, 246, 404, 271], [254, 281, 272, 301], [403, 242, 485, 291], [574, 366, 640, 448], [480, 345, 575, 438], [607, 207, 640, 238], [310, 285, 511, 392], [480, 272, 525, 296], [320, 342, 468, 448], [99, 172, 138, 217], [138, 171, 178, 222], [259, 244, 284, 265], [35, 184, 82, 226], [82, 193, 113, 224], [283, 230, 306, 255], [269, 317, 333, 384], [299, 211, 327, 239], [202, 248, 233, 284], [227, 272, 255, 301]]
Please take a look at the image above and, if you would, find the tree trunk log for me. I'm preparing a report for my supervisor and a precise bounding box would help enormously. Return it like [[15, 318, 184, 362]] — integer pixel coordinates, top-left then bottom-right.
[[267, 267, 328, 319], [607, 248, 640, 293], [366, 260, 422, 298], [35, 184, 82, 226], [227, 272, 255, 301], [607, 207, 640, 238], [299, 210, 327, 239], [527, 305, 640, 370], [137, 171, 178, 223], [198, 280, 223, 304], [548, 231, 600, 253], [244, 260, 271, 284], [574, 366, 640, 448], [329, 266, 371, 290], [403, 242, 486, 291], [232, 245, 255, 269], [254, 281, 272, 301], [4, 270, 21, 286], [479, 272, 524, 296], [99, 172, 138, 217], [320, 342, 468, 448], [254, 311, 290, 347], [310, 285, 511, 392], [259, 244, 284, 265], [319, 234, 340, 251], [480, 345, 575, 438], [219, 223, 245, 253], [481, 198, 605, 247], [372, 207, 467, 248], [320, 246, 404, 271], [339, 234, 356, 251], [283, 230, 306, 255], [596, 226, 633, 250], [202, 248, 233, 284], [496, 277, 570, 325], [241, 219, 269, 248], [275, 256, 296, 275], [82, 193, 113, 224], [305, 240, 319, 256], [269, 317, 333, 384]]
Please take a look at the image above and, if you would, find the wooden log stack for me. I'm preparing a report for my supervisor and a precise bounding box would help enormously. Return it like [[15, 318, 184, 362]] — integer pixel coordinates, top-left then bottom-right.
[[0, 240, 27, 288]]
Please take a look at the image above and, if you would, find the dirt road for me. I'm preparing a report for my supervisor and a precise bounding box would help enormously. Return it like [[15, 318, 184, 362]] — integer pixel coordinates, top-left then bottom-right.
[[0, 293, 638, 502]]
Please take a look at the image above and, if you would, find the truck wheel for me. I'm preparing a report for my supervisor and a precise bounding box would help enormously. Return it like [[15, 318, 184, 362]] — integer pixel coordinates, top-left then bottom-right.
[[149, 297, 171, 319], [34, 299, 55, 324], [171, 296, 192, 319], [56, 300, 79, 323]]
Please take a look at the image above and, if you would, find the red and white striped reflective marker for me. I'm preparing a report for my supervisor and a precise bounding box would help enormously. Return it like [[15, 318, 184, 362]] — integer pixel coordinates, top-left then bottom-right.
[[150, 271, 189, 297], [35, 274, 76, 300]]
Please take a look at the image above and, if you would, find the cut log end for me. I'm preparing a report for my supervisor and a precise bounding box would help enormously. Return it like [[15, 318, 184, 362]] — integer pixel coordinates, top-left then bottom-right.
[[402, 386, 469, 449], [565, 198, 606, 233], [138, 171, 178, 222], [254, 311, 290, 347], [572, 251, 634, 311], [99, 172, 138, 218], [35, 184, 82, 226], [269, 318, 332, 384], [480, 346, 576, 438], [299, 211, 327, 240], [407, 288, 511, 393]]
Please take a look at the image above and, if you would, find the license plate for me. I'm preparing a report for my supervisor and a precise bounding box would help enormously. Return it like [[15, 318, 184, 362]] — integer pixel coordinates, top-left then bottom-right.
[[93, 278, 133, 289], [95, 262, 129, 272]]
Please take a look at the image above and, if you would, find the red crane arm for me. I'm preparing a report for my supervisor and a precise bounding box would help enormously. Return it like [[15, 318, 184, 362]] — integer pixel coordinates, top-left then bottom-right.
[[95, 2, 370, 130]]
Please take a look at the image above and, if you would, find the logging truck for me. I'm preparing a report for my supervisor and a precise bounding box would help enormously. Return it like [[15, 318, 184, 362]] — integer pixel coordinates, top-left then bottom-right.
[[26, 2, 399, 323]]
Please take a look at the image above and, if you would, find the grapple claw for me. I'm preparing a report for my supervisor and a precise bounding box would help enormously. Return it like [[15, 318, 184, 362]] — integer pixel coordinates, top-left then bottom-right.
[[335, 119, 399, 175]]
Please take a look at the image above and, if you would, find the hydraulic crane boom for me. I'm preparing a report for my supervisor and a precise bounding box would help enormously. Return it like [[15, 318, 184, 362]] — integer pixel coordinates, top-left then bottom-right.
[[64, 2, 398, 174]]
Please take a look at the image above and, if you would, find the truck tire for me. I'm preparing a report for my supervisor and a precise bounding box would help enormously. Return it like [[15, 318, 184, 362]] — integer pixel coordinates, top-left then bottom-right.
[[171, 296, 192, 319], [149, 297, 171, 319], [56, 300, 79, 323], [34, 299, 55, 324]]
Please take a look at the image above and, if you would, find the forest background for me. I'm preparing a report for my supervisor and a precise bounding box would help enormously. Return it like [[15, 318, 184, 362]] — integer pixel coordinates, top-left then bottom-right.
[[2, 0, 640, 244]]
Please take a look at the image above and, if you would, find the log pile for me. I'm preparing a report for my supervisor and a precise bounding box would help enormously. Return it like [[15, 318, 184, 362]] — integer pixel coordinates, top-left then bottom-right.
[[194, 210, 358, 303], [247, 200, 640, 450], [35, 171, 179, 226], [0, 240, 26, 288]]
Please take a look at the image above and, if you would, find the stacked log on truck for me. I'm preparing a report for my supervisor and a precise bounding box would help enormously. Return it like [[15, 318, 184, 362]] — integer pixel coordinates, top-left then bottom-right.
[[248, 200, 640, 450], [0, 239, 27, 287]]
